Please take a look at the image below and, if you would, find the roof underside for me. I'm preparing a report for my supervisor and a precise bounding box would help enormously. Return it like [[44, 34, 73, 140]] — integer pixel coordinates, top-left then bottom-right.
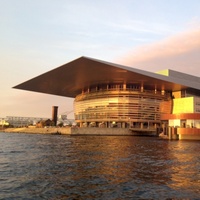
[[14, 56, 200, 98]]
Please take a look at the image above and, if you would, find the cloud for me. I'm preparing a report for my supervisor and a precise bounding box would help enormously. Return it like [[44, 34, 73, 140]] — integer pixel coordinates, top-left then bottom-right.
[[108, 19, 174, 36], [117, 28, 200, 76]]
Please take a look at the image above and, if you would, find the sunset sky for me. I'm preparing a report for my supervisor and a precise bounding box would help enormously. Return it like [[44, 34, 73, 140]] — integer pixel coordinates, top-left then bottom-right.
[[1, 0, 200, 119]]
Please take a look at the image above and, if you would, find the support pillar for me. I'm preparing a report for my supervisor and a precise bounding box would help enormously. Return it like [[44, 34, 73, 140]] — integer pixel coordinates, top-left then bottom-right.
[[141, 86, 144, 92], [168, 127, 172, 139], [123, 83, 126, 90], [80, 122, 83, 127]]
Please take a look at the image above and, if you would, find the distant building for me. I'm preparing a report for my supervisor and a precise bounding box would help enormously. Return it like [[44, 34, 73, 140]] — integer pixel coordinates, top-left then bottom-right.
[[0, 118, 9, 127], [58, 115, 75, 126], [5, 116, 48, 127], [14, 57, 200, 139], [36, 119, 54, 128], [2, 116, 75, 128]]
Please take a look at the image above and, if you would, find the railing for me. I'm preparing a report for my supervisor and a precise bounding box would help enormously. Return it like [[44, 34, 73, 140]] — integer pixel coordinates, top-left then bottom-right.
[[75, 88, 170, 101]]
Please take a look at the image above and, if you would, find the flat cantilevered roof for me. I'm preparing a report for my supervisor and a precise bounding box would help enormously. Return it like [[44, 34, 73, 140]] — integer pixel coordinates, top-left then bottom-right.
[[14, 56, 200, 98]]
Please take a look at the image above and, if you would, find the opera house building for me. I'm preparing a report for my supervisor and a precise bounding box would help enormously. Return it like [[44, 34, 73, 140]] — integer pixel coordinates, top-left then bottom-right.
[[14, 57, 200, 140]]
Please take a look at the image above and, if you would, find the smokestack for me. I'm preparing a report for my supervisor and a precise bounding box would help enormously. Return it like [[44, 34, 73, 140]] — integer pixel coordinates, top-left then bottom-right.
[[52, 106, 58, 126]]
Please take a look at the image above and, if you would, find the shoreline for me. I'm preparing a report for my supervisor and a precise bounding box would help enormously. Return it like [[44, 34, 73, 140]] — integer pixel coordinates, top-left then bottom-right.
[[3, 127, 71, 135], [3, 127, 200, 140], [2, 127, 154, 136]]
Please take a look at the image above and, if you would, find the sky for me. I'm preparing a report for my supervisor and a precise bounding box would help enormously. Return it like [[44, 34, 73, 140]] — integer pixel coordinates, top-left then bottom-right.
[[1, 0, 200, 119]]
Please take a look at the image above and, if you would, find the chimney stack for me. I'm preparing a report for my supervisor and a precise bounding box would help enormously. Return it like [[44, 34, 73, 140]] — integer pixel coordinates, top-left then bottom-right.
[[52, 106, 58, 126]]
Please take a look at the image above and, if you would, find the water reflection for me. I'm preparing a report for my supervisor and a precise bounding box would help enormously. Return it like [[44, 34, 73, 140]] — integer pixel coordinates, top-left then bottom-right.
[[168, 141, 200, 194], [0, 133, 200, 199]]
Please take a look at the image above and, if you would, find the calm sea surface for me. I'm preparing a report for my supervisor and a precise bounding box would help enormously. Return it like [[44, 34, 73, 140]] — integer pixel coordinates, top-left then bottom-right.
[[0, 132, 200, 200]]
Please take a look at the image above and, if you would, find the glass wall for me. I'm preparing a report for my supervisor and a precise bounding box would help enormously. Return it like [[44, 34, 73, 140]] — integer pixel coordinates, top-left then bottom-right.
[[74, 84, 171, 128]]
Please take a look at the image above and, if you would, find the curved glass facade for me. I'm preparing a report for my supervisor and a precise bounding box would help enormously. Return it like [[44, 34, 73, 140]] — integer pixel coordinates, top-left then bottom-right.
[[74, 84, 171, 128]]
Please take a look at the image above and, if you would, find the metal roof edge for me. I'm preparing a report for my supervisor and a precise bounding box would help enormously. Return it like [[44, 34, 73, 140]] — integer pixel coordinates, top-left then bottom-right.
[[83, 56, 200, 91]]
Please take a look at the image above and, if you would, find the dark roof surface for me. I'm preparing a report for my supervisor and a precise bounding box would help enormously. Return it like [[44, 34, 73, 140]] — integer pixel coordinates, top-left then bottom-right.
[[14, 56, 200, 98]]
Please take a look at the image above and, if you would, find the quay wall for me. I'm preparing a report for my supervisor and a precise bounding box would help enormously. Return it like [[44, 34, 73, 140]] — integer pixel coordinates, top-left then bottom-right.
[[4, 127, 71, 134], [159, 127, 200, 140], [71, 127, 133, 135], [4, 127, 134, 135], [177, 127, 200, 140], [3, 127, 200, 140]]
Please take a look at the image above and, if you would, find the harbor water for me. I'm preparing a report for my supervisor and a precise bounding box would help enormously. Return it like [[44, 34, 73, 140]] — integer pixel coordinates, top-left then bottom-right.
[[0, 132, 200, 199]]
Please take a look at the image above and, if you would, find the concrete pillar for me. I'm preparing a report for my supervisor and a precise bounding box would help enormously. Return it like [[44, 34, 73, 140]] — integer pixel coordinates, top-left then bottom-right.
[[141, 85, 144, 92], [172, 127, 179, 140], [129, 121, 132, 128], [166, 127, 168, 135], [52, 106, 58, 126], [123, 83, 126, 90], [168, 127, 172, 139], [80, 122, 83, 127]]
